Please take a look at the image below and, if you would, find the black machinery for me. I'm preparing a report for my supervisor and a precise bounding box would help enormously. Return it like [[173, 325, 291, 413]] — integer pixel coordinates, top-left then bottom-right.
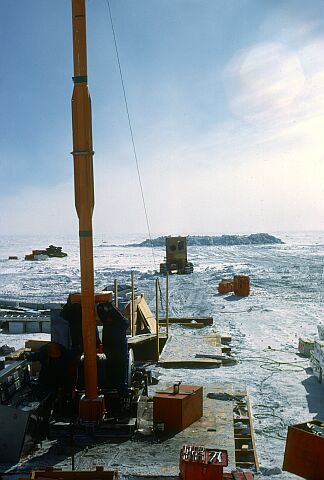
[[0, 301, 149, 465]]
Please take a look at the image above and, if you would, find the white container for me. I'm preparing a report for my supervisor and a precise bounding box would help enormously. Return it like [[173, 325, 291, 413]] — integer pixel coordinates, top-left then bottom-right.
[[298, 337, 314, 358], [41, 320, 51, 334], [318, 324, 324, 341], [314, 339, 324, 354], [310, 353, 323, 383], [26, 321, 41, 333], [314, 340, 324, 368], [8, 321, 25, 334]]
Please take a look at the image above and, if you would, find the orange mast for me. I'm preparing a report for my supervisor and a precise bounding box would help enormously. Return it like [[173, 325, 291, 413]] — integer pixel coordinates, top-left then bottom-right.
[[71, 0, 103, 420]]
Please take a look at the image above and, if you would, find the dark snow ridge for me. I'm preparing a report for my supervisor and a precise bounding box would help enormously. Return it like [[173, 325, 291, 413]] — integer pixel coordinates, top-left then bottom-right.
[[130, 233, 284, 247]]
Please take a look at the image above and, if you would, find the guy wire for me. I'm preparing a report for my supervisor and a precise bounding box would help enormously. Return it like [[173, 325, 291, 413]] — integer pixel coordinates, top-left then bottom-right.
[[105, 0, 157, 274]]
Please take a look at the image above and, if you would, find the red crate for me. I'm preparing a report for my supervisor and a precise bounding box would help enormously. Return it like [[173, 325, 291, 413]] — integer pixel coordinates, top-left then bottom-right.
[[283, 420, 324, 480], [179, 446, 228, 480], [154, 385, 203, 432]]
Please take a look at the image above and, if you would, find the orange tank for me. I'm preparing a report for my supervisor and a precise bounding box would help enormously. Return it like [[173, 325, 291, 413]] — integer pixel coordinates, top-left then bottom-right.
[[233, 275, 250, 296]]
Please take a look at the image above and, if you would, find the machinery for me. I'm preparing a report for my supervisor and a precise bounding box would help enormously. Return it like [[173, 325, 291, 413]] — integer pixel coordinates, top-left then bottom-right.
[[49, 293, 149, 428], [25, 245, 67, 260], [0, 359, 53, 462], [160, 236, 194, 274], [0, 1, 148, 462], [0, 301, 149, 463]]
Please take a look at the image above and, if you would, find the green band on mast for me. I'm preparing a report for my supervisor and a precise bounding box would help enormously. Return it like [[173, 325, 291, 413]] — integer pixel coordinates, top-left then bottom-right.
[[72, 75, 88, 84], [79, 230, 92, 237]]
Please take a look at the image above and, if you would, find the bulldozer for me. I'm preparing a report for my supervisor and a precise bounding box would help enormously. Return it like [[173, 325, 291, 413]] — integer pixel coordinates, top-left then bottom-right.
[[160, 236, 194, 274]]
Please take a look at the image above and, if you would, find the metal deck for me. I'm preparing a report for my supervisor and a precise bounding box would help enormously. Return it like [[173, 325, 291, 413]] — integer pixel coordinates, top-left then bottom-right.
[[158, 334, 236, 368], [0, 383, 259, 479]]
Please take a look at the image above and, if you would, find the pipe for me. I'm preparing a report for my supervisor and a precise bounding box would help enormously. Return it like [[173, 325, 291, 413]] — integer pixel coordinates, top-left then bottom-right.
[[131, 271, 135, 336], [156, 278, 159, 361], [114, 279, 118, 308], [71, 0, 97, 401], [166, 272, 169, 337]]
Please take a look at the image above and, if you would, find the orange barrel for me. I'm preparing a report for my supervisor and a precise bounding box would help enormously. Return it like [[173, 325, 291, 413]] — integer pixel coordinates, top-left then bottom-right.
[[233, 275, 250, 296], [218, 280, 234, 294]]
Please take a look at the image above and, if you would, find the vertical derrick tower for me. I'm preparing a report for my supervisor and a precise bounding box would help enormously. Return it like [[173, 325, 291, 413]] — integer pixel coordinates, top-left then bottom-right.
[[71, 0, 103, 421]]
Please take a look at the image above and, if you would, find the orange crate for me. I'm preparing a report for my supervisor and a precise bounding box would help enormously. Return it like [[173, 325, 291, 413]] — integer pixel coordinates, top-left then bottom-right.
[[154, 385, 203, 432], [233, 275, 250, 296], [218, 281, 234, 294], [283, 420, 324, 479], [179, 447, 227, 480]]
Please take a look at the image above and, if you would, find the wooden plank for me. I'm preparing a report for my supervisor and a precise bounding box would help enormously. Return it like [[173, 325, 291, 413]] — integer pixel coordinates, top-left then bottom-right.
[[159, 316, 213, 326], [180, 323, 207, 329], [221, 335, 232, 344], [158, 334, 229, 368], [127, 333, 156, 346], [158, 358, 221, 368], [123, 295, 149, 335], [123, 296, 139, 334], [195, 353, 237, 365], [25, 340, 49, 350], [137, 297, 156, 334], [247, 396, 260, 471], [233, 396, 259, 472], [203, 334, 223, 347], [5, 347, 26, 360]]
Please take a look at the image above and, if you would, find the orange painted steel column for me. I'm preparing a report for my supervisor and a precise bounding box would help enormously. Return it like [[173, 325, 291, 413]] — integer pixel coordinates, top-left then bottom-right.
[[71, 0, 98, 404]]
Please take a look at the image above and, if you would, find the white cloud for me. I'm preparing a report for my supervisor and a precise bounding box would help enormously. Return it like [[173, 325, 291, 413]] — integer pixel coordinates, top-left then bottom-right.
[[1, 120, 323, 236], [223, 42, 305, 124], [2, 14, 324, 236]]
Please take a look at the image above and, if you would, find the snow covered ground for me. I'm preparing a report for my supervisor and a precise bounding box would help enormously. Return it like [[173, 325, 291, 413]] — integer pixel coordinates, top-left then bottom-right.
[[1, 231, 324, 479]]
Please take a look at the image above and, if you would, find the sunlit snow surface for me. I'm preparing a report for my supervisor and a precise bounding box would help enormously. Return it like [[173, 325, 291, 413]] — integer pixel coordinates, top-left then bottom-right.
[[1, 231, 324, 479]]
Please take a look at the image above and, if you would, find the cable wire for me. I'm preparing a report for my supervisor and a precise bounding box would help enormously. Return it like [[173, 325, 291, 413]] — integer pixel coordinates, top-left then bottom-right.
[[105, 0, 157, 273]]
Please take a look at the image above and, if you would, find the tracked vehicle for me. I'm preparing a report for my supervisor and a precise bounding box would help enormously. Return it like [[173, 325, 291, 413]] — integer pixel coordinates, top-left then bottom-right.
[[160, 236, 194, 274]]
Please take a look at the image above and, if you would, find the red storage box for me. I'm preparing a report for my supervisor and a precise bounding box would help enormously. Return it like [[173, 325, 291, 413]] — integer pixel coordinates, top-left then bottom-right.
[[233, 275, 250, 296], [153, 385, 203, 432], [218, 280, 234, 294], [179, 446, 228, 480], [283, 420, 324, 480]]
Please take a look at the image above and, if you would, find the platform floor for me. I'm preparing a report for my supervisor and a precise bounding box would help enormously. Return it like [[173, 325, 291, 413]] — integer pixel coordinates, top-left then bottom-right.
[[158, 334, 235, 368], [53, 384, 246, 478], [0, 384, 250, 479], [62, 385, 239, 477]]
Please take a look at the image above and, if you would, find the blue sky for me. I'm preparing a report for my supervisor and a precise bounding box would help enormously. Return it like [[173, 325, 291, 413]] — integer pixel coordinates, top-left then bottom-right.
[[1, 0, 324, 236]]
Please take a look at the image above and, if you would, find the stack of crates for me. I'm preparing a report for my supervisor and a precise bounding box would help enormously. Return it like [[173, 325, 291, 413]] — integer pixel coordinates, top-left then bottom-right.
[[218, 280, 234, 295], [298, 337, 314, 358], [218, 276, 250, 297], [310, 339, 324, 382]]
